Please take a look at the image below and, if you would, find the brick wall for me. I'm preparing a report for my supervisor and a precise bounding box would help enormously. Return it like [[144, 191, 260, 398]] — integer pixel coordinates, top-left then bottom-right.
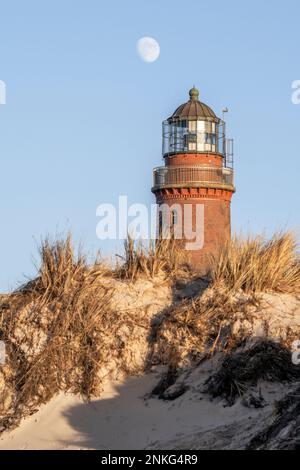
[[156, 194, 231, 273], [153, 150, 234, 273], [165, 153, 223, 168]]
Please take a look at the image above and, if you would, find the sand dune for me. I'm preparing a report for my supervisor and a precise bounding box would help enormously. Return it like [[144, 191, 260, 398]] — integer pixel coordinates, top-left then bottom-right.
[[1, 234, 300, 450], [0, 363, 293, 450]]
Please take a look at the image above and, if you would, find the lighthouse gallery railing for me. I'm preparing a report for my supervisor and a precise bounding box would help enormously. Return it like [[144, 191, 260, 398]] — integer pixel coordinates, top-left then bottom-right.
[[152, 166, 234, 190]]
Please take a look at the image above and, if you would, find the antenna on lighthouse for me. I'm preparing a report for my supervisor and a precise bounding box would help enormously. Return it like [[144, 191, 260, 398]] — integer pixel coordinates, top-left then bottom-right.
[[222, 107, 229, 122]]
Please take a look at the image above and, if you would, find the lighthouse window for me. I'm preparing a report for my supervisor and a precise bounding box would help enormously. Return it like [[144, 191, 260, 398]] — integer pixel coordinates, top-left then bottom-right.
[[189, 121, 197, 132], [184, 133, 197, 145], [171, 210, 178, 226]]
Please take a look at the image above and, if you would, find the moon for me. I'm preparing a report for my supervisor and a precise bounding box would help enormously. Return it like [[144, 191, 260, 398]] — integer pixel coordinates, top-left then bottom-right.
[[137, 37, 160, 63]]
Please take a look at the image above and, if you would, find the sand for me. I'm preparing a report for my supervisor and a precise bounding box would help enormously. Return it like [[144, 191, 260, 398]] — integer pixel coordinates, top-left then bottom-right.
[[0, 363, 289, 450], [1, 283, 299, 450]]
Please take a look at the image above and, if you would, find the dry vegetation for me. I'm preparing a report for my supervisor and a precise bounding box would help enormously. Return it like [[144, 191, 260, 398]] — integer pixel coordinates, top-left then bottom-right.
[[211, 232, 300, 294], [150, 232, 300, 368], [117, 236, 192, 281], [0, 236, 115, 429], [0, 234, 190, 430], [247, 380, 300, 449], [0, 231, 300, 432], [204, 340, 300, 406]]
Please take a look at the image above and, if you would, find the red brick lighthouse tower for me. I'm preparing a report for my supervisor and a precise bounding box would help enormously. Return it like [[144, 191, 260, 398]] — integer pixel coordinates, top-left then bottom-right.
[[152, 87, 235, 272]]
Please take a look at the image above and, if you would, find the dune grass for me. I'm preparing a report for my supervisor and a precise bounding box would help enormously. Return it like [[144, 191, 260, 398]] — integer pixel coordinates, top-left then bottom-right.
[[211, 232, 300, 294], [150, 232, 300, 368], [204, 340, 300, 405], [117, 235, 192, 281], [118, 231, 300, 292], [0, 236, 118, 428], [0, 233, 191, 429]]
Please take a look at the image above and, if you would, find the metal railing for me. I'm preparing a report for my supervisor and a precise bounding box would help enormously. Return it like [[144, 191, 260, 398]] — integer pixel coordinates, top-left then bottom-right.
[[162, 120, 234, 169], [152, 166, 234, 190]]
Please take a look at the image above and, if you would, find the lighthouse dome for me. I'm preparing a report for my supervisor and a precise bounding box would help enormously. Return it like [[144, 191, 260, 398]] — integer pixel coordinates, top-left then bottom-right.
[[162, 87, 225, 156], [170, 87, 219, 122]]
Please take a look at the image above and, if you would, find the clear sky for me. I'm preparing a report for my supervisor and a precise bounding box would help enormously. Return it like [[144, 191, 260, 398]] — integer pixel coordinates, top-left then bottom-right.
[[0, 0, 299, 291]]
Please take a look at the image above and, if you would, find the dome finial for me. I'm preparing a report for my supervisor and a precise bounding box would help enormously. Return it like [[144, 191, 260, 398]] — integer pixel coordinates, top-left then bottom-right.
[[189, 86, 199, 101]]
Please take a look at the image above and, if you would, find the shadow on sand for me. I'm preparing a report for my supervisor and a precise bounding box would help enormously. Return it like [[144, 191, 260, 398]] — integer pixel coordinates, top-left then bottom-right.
[[61, 277, 210, 450], [60, 373, 178, 450]]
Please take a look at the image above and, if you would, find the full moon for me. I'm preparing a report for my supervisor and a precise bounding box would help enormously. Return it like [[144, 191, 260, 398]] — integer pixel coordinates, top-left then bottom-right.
[[137, 37, 160, 63]]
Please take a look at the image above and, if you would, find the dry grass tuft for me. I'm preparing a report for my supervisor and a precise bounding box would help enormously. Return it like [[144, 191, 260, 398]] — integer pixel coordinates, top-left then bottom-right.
[[117, 236, 192, 281], [0, 235, 125, 429], [248, 381, 300, 449], [211, 232, 300, 294], [149, 286, 255, 368], [204, 340, 300, 405], [150, 232, 300, 368]]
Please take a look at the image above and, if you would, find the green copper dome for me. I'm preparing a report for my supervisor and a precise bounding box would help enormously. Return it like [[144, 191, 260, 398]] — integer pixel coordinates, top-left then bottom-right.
[[189, 86, 199, 101]]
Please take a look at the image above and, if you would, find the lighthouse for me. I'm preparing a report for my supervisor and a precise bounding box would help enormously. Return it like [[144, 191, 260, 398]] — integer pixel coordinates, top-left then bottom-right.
[[152, 87, 235, 272]]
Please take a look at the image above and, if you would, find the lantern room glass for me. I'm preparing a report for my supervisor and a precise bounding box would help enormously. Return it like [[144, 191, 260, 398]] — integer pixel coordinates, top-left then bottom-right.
[[162, 119, 226, 156]]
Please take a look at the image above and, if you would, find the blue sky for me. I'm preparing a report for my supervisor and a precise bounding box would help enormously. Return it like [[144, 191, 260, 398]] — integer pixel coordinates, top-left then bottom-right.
[[0, 0, 299, 291]]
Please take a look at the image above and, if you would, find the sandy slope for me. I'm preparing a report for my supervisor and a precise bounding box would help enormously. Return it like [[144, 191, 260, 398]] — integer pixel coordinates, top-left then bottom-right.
[[1, 282, 299, 450], [0, 363, 290, 451]]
